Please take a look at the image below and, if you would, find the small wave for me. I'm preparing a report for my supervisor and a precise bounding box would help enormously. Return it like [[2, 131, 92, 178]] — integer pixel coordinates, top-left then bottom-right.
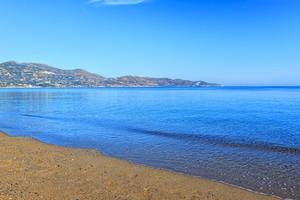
[[22, 114, 61, 121], [122, 127, 300, 156], [17, 115, 300, 156]]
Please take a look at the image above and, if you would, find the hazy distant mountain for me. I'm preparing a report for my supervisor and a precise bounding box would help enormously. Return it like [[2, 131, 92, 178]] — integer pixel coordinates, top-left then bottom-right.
[[0, 61, 219, 88]]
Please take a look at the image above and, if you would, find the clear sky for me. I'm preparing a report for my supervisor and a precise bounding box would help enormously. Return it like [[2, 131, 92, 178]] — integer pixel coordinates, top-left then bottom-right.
[[0, 0, 299, 85]]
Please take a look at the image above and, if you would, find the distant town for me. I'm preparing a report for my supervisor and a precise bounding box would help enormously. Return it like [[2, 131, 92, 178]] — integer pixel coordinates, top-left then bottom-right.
[[0, 61, 219, 88]]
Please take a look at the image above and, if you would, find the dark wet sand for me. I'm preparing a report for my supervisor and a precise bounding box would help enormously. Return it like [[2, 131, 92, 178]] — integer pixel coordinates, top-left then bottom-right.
[[0, 132, 279, 200]]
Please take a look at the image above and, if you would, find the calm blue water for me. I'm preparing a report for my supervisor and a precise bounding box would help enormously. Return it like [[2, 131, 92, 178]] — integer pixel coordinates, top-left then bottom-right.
[[1, 87, 300, 199]]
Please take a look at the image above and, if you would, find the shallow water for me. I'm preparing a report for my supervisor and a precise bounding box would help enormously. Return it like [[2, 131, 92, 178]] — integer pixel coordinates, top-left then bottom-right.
[[1, 87, 300, 199]]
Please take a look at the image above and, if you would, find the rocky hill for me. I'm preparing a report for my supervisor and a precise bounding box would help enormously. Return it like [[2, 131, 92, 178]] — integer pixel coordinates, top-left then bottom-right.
[[0, 61, 219, 88]]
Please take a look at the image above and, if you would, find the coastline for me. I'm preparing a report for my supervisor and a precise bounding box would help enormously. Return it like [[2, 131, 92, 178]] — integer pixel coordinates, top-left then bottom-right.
[[0, 131, 279, 200]]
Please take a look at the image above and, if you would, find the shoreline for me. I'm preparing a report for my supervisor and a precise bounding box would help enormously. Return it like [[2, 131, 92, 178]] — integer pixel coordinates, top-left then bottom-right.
[[0, 131, 279, 200], [0, 85, 221, 89]]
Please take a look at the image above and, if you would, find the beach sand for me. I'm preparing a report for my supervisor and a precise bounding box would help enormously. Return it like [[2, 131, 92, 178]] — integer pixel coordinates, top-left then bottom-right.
[[0, 132, 278, 200]]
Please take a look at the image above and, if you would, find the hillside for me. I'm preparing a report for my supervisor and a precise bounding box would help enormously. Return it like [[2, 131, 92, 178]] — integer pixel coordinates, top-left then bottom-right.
[[0, 61, 219, 88]]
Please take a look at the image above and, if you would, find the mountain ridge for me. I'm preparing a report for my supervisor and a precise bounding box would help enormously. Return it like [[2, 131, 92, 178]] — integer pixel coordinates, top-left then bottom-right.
[[0, 61, 220, 88]]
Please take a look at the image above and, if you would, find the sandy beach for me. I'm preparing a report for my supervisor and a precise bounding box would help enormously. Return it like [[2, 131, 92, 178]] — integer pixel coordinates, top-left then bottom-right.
[[0, 132, 278, 200]]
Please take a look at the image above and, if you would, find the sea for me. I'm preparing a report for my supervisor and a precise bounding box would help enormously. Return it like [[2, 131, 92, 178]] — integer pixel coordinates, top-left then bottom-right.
[[0, 86, 299, 199]]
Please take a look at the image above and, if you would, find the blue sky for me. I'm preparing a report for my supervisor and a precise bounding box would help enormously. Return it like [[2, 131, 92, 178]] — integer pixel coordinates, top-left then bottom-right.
[[0, 0, 299, 85]]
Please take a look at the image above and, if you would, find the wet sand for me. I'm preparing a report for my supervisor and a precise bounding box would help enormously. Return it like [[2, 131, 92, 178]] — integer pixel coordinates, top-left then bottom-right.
[[0, 132, 278, 200]]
